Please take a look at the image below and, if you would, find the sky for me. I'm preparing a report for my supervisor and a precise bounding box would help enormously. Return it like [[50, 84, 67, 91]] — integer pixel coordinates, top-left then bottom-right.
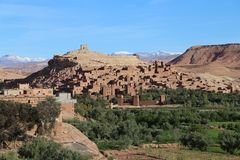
[[0, 0, 239, 58]]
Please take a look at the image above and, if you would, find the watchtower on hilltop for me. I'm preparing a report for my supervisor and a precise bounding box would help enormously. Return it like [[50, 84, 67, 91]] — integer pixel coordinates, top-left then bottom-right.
[[80, 44, 89, 51]]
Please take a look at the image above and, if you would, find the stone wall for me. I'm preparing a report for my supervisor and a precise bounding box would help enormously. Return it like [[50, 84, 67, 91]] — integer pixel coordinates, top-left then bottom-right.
[[117, 95, 166, 107]]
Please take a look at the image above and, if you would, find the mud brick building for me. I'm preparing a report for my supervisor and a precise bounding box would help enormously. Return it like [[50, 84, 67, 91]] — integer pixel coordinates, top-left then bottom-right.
[[0, 83, 53, 106]]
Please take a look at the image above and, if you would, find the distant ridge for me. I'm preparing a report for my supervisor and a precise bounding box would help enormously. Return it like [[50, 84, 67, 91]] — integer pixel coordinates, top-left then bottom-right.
[[0, 54, 46, 66], [169, 43, 240, 66], [112, 51, 180, 62], [168, 43, 240, 78], [0, 55, 48, 76]]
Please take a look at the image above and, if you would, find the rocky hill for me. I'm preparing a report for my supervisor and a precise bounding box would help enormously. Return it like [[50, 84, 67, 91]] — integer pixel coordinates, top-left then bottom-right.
[[169, 44, 240, 78], [21, 44, 147, 87], [50, 44, 145, 67], [169, 44, 240, 66]]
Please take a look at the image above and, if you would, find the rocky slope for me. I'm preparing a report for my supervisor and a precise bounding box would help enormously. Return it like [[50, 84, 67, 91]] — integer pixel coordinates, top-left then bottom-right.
[[51, 123, 104, 159]]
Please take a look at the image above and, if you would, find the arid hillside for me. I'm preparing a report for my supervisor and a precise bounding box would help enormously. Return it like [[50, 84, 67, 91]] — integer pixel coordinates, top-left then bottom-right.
[[169, 44, 240, 78], [0, 61, 48, 80], [4, 61, 48, 75], [0, 67, 27, 80]]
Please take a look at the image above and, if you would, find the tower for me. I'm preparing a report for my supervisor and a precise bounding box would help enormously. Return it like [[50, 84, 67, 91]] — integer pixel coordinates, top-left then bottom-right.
[[80, 44, 89, 51]]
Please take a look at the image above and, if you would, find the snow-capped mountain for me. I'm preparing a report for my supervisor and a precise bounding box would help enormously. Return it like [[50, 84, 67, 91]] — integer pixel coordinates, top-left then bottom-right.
[[111, 51, 132, 55], [112, 51, 181, 62], [0, 55, 47, 67]]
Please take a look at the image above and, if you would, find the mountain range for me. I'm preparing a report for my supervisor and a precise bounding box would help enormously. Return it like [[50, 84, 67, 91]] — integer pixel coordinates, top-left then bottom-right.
[[112, 51, 181, 62], [0, 51, 180, 69], [0, 55, 47, 67], [0, 55, 48, 78]]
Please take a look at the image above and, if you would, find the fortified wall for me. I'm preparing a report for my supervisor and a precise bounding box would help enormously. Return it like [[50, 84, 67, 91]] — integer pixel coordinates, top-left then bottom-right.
[[117, 95, 166, 106]]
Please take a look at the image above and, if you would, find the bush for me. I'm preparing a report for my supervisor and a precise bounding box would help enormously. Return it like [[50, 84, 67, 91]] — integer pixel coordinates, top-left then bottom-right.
[[180, 132, 208, 151], [0, 152, 20, 160], [218, 131, 240, 154], [18, 138, 88, 160], [97, 139, 132, 150]]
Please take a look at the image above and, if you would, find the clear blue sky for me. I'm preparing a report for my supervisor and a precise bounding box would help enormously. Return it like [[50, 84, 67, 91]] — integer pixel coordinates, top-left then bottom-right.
[[0, 0, 239, 58]]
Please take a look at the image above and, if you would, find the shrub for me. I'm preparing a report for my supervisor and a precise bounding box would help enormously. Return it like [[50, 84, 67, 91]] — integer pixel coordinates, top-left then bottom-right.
[[218, 131, 240, 154], [0, 152, 20, 160], [180, 132, 208, 151], [18, 138, 88, 160]]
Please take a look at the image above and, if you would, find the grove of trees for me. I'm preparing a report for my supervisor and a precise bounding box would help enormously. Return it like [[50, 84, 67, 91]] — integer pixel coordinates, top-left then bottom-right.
[[0, 97, 60, 149], [67, 88, 240, 155]]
